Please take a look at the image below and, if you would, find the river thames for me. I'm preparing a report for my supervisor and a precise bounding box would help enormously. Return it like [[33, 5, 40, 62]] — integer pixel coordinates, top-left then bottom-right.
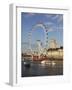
[[21, 60, 63, 77]]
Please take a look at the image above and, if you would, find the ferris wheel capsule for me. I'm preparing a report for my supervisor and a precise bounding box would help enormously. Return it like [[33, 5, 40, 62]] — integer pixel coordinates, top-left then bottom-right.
[[46, 33, 48, 35], [46, 30, 48, 32], [46, 37, 48, 39]]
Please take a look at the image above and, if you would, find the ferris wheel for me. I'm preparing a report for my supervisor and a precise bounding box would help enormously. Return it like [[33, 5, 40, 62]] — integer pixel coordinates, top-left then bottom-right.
[[28, 21, 62, 53], [28, 22, 48, 51]]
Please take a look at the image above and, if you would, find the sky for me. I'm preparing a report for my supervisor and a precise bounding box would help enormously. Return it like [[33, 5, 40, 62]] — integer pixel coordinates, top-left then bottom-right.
[[21, 12, 63, 52]]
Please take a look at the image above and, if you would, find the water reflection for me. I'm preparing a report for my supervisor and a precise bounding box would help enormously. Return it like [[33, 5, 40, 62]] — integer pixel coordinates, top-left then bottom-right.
[[21, 59, 63, 77], [41, 60, 56, 66]]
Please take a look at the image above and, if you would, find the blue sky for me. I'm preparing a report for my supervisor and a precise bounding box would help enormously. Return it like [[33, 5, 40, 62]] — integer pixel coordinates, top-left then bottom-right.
[[21, 12, 63, 51]]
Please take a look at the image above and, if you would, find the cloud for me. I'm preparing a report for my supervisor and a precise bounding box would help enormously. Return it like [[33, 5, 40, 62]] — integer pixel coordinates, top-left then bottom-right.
[[52, 15, 59, 19], [23, 13, 35, 18], [44, 21, 63, 32], [52, 14, 63, 23], [45, 14, 63, 23], [58, 15, 63, 23]]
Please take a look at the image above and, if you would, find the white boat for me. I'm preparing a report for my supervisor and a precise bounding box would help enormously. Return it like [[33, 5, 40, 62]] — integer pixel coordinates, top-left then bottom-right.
[[41, 60, 56, 66]]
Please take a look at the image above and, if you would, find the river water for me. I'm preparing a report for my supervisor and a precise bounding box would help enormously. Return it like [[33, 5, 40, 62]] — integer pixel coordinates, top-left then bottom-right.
[[21, 60, 63, 77]]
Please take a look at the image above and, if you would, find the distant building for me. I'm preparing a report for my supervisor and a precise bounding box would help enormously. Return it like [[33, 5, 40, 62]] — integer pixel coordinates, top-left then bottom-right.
[[47, 47, 63, 59], [49, 39, 58, 49]]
